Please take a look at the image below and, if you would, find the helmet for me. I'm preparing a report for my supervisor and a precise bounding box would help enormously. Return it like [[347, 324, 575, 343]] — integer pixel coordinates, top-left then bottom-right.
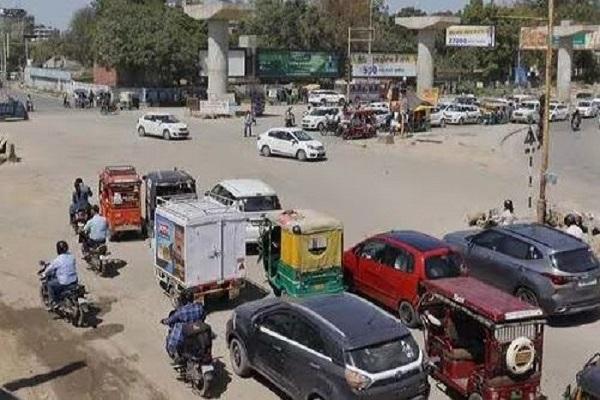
[[56, 240, 69, 255], [178, 289, 194, 306], [504, 199, 514, 212], [564, 213, 577, 226]]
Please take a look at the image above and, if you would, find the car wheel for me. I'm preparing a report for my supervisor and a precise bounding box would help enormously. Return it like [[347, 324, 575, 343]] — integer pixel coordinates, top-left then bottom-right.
[[163, 129, 171, 140], [138, 126, 146, 137], [515, 287, 539, 306], [261, 145, 271, 157], [440, 119, 446, 128], [458, 118, 464, 125], [398, 301, 419, 328], [296, 150, 307, 162], [229, 337, 252, 378], [468, 394, 483, 400]]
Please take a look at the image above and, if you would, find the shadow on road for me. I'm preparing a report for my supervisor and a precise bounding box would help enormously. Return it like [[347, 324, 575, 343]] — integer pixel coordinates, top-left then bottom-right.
[[204, 280, 269, 315], [2, 361, 87, 392], [206, 359, 231, 399], [103, 259, 127, 278], [0, 389, 19, 400], [548, 308, 600, 328]]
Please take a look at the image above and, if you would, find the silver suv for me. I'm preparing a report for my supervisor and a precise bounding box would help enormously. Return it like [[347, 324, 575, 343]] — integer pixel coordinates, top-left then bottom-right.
[[444, 223, 600, 316]]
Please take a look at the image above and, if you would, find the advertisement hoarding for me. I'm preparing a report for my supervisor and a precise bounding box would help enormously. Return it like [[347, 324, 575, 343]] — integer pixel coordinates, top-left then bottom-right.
[[520, 27, 600, 50], [155, 215, 185, 282], [446, 25, 495, 47], [257, 50, 340, 78], [351, 53, 417, 78], [199, 49, 246, 77]]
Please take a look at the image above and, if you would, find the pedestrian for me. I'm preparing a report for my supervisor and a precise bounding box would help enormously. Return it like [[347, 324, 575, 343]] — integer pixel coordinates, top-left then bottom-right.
[[243, 111, 254, 137]]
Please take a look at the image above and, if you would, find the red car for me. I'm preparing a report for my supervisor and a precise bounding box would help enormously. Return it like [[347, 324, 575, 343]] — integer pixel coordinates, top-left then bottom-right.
[[343, 230, 464, 327]]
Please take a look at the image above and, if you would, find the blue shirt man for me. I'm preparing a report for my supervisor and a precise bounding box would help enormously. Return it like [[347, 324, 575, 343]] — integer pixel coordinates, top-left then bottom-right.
[[165, 302, 205, 358], [84, 209, 109, 242], [45, 241, 78, 306], [70, 179, 92, 215]]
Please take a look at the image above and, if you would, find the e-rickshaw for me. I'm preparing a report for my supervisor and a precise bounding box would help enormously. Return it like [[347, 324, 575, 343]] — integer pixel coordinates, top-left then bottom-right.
[[99, 166, 143, 240], [409, 105, 431, 133], [259, 209, 344, 297], [419, 277, 546, 400], [481, 101, 510, 125], [337, 109, 377, 140], [564, 354, 600, 400]]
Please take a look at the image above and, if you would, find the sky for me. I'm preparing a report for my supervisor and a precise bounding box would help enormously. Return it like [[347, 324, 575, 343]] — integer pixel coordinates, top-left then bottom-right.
[[0, 0, 91, 30], [386, 0, 468, 14]]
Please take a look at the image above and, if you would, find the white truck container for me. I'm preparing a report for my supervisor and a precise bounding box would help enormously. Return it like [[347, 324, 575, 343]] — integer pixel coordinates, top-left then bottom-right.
[[154, 199, 246, 304]]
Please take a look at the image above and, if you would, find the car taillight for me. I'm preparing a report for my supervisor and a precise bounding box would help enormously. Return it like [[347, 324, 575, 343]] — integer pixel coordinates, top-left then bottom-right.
[[542, 273, 574, 286], [344, 368, 372, 391]]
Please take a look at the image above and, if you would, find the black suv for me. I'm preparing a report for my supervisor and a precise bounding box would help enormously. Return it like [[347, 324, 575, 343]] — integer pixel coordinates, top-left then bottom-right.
[[226, 293, 430, 400]]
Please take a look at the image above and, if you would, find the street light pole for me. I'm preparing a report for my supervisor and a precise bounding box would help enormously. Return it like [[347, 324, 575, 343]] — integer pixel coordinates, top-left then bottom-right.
[[537, 0, 554, 223]]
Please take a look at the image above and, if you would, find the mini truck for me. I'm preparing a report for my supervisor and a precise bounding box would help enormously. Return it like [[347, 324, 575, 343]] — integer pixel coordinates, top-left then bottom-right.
[[153, 199, 247, 304]]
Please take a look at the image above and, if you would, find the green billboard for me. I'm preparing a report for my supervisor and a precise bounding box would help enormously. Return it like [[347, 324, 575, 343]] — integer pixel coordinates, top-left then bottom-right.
[[257, 50, 341, 78]]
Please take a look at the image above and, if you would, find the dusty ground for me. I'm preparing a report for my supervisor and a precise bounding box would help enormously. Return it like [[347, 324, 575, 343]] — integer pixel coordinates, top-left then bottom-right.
[[1, 92, 599, 399]]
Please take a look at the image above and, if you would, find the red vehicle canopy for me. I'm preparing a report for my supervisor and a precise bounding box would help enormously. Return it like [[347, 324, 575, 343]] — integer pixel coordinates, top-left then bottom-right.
[[100, 165, 140, 186], [421, 277, 544, 325]]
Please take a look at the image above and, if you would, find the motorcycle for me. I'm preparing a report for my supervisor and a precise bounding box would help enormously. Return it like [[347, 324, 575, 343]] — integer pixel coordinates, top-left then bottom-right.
[[79, 232, 110, 276], [319, 118, 340, 136], [38, 261, 90, 327], [26, 99, 34, 112], [161, 312, 215, 398], [571, 113, 582, 131]]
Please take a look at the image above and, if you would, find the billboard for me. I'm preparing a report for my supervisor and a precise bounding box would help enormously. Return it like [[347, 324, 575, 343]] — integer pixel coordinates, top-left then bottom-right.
[[155, 215, 185, 282], [351, 53, 417, 78], [257, 50, 340, 78], [520, 27, 600, 50], [446, 25, 495, 47], [199, 49, 246, 77]]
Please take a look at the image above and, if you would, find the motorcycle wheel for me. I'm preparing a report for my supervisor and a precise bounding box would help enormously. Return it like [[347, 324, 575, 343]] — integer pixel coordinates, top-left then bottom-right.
[[39, 283, 49, 308], [98, 260, 105, 277]]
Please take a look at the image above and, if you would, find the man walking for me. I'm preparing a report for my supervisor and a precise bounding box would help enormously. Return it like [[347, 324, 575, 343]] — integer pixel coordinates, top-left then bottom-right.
[[243, 111, 254, 137]]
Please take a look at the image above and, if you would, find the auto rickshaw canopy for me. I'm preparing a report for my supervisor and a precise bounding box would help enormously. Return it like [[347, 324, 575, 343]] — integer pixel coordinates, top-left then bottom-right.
[[100, 165, 140, 185]]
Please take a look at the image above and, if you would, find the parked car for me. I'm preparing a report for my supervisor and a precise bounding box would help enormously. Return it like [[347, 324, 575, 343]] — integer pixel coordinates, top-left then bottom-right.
[[226, 293, 430, 400], [444, 223, 600, 316], [205, 179, 282, 246], [301, 106, 341, 131], [308, 90, 346, 106], [591, 97, 600, 111], [577, 100, 598, 118], [366, 107, 392, 128], [430, 106, 446, 127], [137, 113, 189, 140], [550, 103, 569, 121], [257, 128, 326, 161], [511, 100, 540, 124], [443, 104, 481, 125], [343, 230, 463, 327]]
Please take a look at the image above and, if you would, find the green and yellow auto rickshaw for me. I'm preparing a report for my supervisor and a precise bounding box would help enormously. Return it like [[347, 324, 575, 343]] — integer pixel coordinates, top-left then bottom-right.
[[260, 209, 344, 297]]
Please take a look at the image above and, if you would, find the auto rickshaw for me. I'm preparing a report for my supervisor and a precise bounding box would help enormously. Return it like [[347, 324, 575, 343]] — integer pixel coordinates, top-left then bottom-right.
[[408, 105, 431, 133], [480, 100, 510, 125], [99, 166, 143, 240], [419, 277, 546, 400], [259, 209, 345, 297], [564, 354, 600, 400], [337, 109, 377, 140]]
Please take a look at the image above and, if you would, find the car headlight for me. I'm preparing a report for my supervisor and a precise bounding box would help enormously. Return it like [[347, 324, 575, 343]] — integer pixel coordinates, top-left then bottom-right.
[[308, 145, 319, 150]]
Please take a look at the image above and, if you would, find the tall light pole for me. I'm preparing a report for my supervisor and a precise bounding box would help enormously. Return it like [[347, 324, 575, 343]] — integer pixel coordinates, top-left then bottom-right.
[[537, 0, 555, 223]]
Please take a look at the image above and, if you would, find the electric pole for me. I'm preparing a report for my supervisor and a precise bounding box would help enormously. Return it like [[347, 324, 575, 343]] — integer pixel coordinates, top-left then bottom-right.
[[537, 0, 554, 223]]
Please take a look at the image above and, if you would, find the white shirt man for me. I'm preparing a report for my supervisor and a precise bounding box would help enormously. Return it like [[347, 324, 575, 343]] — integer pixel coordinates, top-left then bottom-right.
[[565, 224, 584, 240]]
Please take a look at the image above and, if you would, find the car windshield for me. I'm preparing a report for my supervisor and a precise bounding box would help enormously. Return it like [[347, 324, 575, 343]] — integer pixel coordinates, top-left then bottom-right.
[[347, 335, 419, 373], [155, 115, 179, 123], [551, 249, 600, 274], [578, 102, 591, 107], [156, 182, 195, 197], [293, 130, 313, 141], [241, 195, 281, 212], [446, 105, 460, 112], [309, 109, 330, 116], [424, 253, 463, 279], [521, 103, 537, 110]]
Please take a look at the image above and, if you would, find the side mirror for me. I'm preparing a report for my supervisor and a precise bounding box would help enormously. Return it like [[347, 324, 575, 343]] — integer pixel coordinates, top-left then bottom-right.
[[292, 139, 298, 145]]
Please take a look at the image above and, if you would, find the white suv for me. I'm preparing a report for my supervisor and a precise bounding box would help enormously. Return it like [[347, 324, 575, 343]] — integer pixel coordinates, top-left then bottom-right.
[[577, 100, 598, 118], [257, 128, 326, 161], [308, 90, 346, 106], [549, 103, 569, 121], [137, 113, 189, 140], [205, 179, 282, 246], [443, 104, 481, 125], [511, 101, 540, 124], [301, 107, 341, 131]]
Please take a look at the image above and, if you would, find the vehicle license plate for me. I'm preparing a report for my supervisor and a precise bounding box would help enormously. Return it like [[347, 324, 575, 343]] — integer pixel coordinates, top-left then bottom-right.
[[578, 279, 597, 287], [314, 283, 325, 291], [78, 298, 88, 305], [201, 365, 214, 373]]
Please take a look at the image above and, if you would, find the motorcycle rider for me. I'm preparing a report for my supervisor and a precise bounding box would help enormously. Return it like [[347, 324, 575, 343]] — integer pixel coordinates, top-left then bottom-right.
[[497, 199, 516, 226], [162, 289, 205, 361], [26, 94, 33, 112], [70, 178, 93, 223], [284, 106, 295, 127], [43, 241, 78, 309], [82, 205, 108, 253], [571, 109, 582, 131]]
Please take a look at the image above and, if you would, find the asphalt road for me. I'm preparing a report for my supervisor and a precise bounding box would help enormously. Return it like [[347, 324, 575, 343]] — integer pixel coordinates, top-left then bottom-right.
[[1, 93, 599, 400]]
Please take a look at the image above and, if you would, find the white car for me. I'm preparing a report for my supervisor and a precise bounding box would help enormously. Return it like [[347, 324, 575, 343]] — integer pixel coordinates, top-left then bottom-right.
[[308, 90, 346, 106], [549, 103, 569, 122], [137, 113, 189, 140], [443, 104, 481, 125], [511, 101, 540, 124], [576, 101, 598, 118], [205, 179, 282, 245], [301, 107, 341, 131], [592, 98, 600, 112], [369, 101, 390, 110], [257, 127, 326, 161], [366, 107, 392, 128], [430, 106, 446, 127]]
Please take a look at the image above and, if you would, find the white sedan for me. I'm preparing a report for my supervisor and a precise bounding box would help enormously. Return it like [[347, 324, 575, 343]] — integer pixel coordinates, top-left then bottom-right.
[[257, 128, 326, 161], [443, 105, 481, 125], [549, 104, 569, 122], [430, 106, 446, 127], [577, 101, 598, 118], [136, 113, 189, 140]]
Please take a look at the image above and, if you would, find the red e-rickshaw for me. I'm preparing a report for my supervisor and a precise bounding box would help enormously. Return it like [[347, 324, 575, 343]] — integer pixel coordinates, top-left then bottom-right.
[[419, 277, 546, 400], [99, 166, 143, 240]]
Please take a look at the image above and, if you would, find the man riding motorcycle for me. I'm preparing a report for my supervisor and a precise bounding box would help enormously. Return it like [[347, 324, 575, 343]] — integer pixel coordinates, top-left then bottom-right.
[[82, 205, 108, 253], [571, 109, 582, 131], [43, 241, 78, 309], [162, 289, 206, 361], [69, 178, 93, 223]]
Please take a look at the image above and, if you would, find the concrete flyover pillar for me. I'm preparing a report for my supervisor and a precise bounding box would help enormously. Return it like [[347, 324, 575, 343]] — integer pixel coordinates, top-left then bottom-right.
[[556, 36, 572, 102], [417, 29, 435, 95], [207, 19, 228, 99]]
